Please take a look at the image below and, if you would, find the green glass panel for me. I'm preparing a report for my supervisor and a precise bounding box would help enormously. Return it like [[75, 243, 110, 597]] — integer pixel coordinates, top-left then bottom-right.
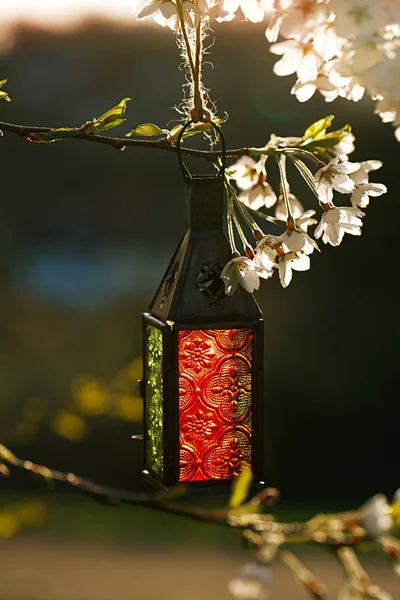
[[145, 325, 164, 477]]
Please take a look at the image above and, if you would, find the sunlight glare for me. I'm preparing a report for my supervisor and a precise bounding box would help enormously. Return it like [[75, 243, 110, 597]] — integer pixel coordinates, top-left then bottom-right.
[[0, 0, 143, 30]]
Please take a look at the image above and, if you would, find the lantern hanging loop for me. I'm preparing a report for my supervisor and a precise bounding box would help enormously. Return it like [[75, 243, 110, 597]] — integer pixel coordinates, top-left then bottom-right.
[[176, 120, 227, 181]]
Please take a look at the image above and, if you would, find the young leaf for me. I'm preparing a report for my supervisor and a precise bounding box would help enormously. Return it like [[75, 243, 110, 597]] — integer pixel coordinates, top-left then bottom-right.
[[303, 125, 352, 153], [305, 136, 344, 150], [84, 98, 131, 134], [126, 123, 166, 137], [229, 465, 253, 509], [166, 124, 184, 144], [26, 127, 80, 144], [303, 116, 334, 143], [0, 79, 11, 102], [167, 121, 217, 143]]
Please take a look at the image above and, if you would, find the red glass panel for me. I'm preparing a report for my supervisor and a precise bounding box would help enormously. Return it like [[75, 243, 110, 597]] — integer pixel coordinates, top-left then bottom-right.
[[178, 329, 252, 482]]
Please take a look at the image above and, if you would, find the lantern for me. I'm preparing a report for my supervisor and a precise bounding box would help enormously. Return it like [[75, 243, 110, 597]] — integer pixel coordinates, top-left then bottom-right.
[[141, 125, 264, 489]]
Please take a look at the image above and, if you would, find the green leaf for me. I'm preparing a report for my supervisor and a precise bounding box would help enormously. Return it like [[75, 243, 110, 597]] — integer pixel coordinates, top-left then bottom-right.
[[126, 123, 166, 137], [84, 98, 131, 133], [229, 465, 253, 509], [303, 115, 334, 142], [26, 127, 80, 144], [306, 136, 344, 149], [0, 79, 10, 102], [167, 120, 220, 143], [166, 125, 184, 143], [303, 125, 352, 153]]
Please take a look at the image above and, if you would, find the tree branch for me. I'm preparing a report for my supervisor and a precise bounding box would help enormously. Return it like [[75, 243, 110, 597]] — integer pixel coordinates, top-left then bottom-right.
[[0, 443, 229, 525], [1, 440, 398, 563], [0, 120, 249, 161]]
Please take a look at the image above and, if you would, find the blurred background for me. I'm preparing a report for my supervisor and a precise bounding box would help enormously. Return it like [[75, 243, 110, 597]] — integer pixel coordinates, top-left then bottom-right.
[[0, 4, 398, 599]]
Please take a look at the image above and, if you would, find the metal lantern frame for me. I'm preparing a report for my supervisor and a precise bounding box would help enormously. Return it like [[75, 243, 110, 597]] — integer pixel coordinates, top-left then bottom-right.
[[140, 121, 265, 491], [142, 312, 264, 489]]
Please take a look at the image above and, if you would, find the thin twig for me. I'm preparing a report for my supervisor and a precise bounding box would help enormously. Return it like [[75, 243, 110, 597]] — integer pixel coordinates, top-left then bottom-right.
[[0, 119, 248, 161], [281, 551, 328, 599], [0, 443, 228, 525], [227, 191, 239, 254], [276, 154, 293, 224], [232, 209, 250, 254]]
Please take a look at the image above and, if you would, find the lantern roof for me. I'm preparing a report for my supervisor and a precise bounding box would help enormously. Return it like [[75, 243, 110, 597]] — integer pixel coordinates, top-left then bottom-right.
[[149, 176, 262, 324]]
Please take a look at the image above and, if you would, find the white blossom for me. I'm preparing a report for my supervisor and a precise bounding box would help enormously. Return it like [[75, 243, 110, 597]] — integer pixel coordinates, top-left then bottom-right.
[[342, 77, 365, 102], [279, 252, 311, 288], [348, 160, 387, 207], [313, 21, 343, 63], [332, 0, 389, 39], [136, 0, 176, 24], [369, 56, 400, 113], [206, 0, 232, 20], [229, 561, 271, 600], [230, 156, 277, 210], [291, 74, 339, 103], [239, 183, 277, 210], [271, 39, 322, 83], [374, 94, 400, 130], [136, 0, 202, 28], [254, 235, 278, 277], [314, 157, 360, 203], [350, 40, 384, 75], [351, 182, 387, 208], [332, 132, 356, 160], [324, 57, 366, 102], [256, 233, 313, 288], [228, 578, 263, 600], [275, 193, 304, 220], [280, 228, 320, 255], [221, 256, 260, 295], [314, 206, 365, 246], [222, 0, 268, 23], [230, 156, 263, 191], [349, 160, 383, 185], [359, 494, 393, 538], [135, 0, 400, 143], [266, 0, 328, 43], [295, 210, 318, 233]]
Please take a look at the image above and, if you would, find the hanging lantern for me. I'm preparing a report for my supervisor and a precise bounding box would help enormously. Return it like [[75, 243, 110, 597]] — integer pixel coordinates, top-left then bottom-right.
[[141, 123, 264, 489]]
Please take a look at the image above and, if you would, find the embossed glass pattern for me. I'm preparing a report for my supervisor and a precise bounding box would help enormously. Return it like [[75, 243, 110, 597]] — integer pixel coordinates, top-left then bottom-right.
[[145, 325, 164, 477], [178, 329, 252, 482]]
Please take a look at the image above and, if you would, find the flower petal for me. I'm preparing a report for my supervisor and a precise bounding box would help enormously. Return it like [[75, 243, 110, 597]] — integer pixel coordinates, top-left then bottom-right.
[[290, 253, 310, 272], [332, 173, 355, 194], [292, 81, 316, 102], [315, 179, 333, 203], [239, 268, 260, 293], [279, 259, 292, 288], [273, 49, 303, 77], [297, 50, 319, 83], [314, 219, 324, 240]]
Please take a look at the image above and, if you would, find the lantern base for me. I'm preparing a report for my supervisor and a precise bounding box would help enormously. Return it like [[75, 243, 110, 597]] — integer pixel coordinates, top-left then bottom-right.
[[142, 469, 269, 497], [142, 469, 168, 492]]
